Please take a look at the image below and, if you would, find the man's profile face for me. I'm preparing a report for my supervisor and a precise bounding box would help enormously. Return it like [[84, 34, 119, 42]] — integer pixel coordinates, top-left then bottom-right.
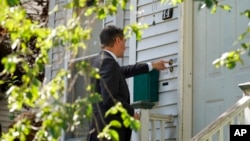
[[116, 37, 126, 58]]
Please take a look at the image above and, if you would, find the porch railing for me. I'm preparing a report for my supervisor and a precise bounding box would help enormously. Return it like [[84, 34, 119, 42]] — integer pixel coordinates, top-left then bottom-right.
[[190, 82, 250, 141], [148, 114, 174, 141], [132, 101, 174, 141]]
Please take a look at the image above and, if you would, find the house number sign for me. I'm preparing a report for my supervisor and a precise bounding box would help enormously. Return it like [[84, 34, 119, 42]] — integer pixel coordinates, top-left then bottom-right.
[[162, 8, 173, 20]]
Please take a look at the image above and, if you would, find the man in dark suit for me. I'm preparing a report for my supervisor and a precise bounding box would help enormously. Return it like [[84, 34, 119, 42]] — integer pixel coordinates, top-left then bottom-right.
[[88, 25, 168, 141]]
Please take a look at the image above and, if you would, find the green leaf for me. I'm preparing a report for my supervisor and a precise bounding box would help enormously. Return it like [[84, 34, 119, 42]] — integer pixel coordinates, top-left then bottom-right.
[[0, 80, 4, 85], [226, 62, 236, 69], [123, 118, 130, 127], [130, 119, 140, 131], [241, 43, 249, 49], [219, 5, 231, 11], [85, 7, 96, 16], [238, 32, 247, 41], [98, 8, 107, 19], [227, 51, 234, 58], [109, 120, 122, 128], [105, 107, 118, 117], [85, 104, 93, 118], [7, 0, 20, 7], [211, 5, 217, 14], [233, 53, 240, 61], [88, 93, 102, 103], [160, 0, 183, 5], [22, 75, 30, 83], [109, 129, 119, 141], [241, 10, 250, 19], [120, 0, 128, 9], [2, 56, 22, 74], [205, 0, 213, 9]]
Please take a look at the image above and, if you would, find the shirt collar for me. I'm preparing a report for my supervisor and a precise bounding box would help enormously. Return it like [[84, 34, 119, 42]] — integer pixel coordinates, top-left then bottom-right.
[[104, 50, 118, 62]]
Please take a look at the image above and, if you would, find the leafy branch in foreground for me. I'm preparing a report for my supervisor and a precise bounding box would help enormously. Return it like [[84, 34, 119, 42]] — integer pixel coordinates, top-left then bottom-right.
[[1, 0, 147, 140], [213, 11, 250, 69], [97, 102, 140, 141]]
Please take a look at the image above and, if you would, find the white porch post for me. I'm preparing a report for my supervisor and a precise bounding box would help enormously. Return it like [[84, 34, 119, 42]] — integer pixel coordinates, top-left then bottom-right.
[[179, 0, 193, 140], [139, 109, 149, 141], [239, 82, 250, 124], [131, 101, 155, 141]]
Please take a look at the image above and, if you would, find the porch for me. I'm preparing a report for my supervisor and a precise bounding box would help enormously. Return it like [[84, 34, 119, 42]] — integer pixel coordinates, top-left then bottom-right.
[[1, 83, 249, 141], [131, 82, 250, 141], [65, 82, 250, 141]]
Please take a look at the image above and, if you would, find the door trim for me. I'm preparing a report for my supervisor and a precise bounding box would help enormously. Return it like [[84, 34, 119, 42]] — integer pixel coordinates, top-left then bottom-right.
[[178, 1, 193, 141]]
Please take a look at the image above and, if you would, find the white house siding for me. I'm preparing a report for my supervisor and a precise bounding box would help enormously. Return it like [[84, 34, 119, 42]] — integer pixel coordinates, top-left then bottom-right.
[[46, 0, 69, 82], [54, 0, 133, 139], [122, 2, 131, 66], [47, 0, 180, 140], [0, 100, 12, 132], [47, 0, 82, 140], [102, 1, 131, 66], [131, 0, 180, 140]]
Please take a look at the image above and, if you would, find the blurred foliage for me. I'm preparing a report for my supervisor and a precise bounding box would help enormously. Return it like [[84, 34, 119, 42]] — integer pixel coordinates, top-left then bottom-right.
[[98, 102, 140, 141], [6, 0, 20, 7], [0, 0, 48, 94], [0, 0, 144, 140], [124, 23, 148, 40]]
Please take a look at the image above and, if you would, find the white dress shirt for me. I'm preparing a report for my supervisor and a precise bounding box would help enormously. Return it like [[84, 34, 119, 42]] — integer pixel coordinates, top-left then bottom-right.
[[104, 50, 153, 71]]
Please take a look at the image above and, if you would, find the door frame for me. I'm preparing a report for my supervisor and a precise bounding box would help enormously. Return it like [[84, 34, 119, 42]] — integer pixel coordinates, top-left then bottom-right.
[[178, 0, 193, 141]]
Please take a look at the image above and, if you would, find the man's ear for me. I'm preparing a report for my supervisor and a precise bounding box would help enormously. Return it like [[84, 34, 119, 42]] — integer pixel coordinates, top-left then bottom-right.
[[116, 37, 121, 42], [115, 37, 121, 45]]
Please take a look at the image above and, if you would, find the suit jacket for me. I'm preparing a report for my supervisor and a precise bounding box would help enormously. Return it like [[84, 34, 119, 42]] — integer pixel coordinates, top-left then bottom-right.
[[88, 50, 149, 141]]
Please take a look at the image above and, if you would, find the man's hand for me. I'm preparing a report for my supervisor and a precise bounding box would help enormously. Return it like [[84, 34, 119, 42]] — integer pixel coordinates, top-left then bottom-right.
[[134, 112, 140, 120], [152, 60, 169, 70]]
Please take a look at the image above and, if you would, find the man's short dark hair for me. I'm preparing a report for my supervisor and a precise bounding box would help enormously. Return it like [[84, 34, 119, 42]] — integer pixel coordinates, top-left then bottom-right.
[[99, 25, 124, 48]]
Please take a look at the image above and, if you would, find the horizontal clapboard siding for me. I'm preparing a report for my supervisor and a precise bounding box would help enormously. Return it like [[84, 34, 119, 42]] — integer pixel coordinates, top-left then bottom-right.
[[103, 2, 131, 66], [46, 0, 67, 81], [138, 30, 178, 50], [122, 1, 131, 66], [51, 47, 64, 78], [0, 100, 12, 132], [134, 0, 180, 140]]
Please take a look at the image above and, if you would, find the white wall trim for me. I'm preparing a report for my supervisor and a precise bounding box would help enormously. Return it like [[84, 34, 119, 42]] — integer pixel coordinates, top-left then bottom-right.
[[178, 0, 193, 141], [48, 0, 55, 28], [128, 0, 137, 100], [129, 1, 138, 140], [62, 1, 73, 140]]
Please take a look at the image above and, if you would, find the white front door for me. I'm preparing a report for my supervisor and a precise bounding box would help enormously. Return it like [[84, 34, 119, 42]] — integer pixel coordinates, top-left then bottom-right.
[[192, 0, 250, 136]]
